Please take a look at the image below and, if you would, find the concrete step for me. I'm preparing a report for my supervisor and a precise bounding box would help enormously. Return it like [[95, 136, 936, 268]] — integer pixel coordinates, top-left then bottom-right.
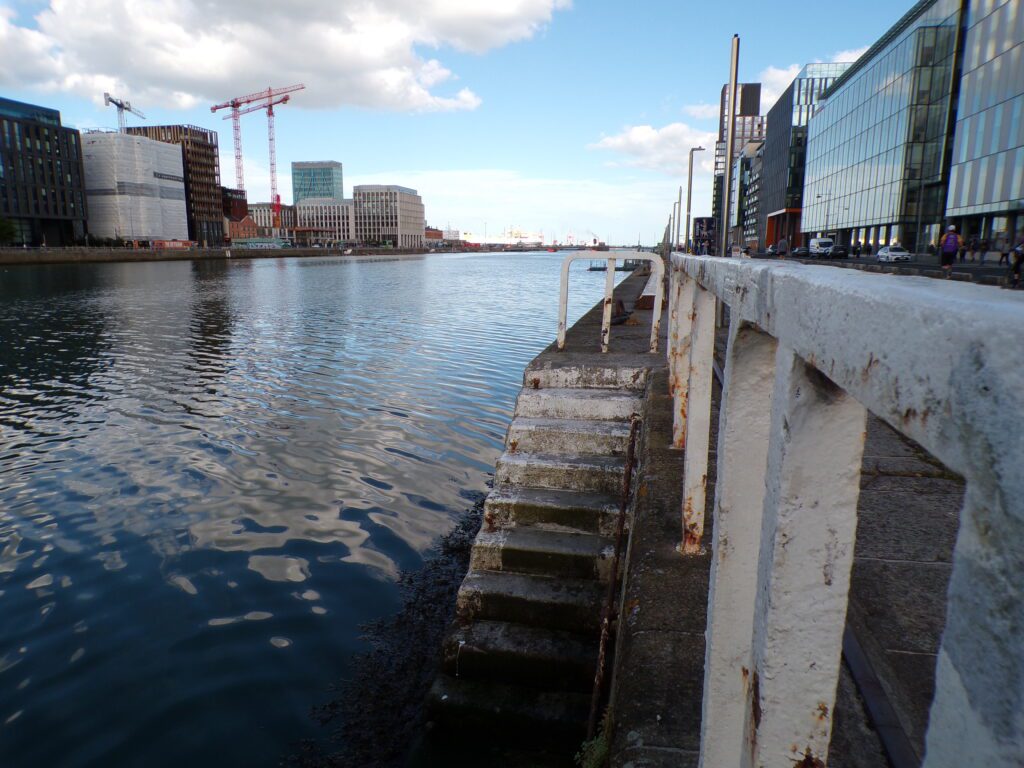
[[524, 358, 650, 391], [514, 387, 641, 422], [456, 570, 605, 634], [471, 527, 616, 582], [427, 674, 589, 748], [442, 620, 598, 693], [484, 487, 622, 536], [507, 416, 632, 456], [495, 452, 627, 495]]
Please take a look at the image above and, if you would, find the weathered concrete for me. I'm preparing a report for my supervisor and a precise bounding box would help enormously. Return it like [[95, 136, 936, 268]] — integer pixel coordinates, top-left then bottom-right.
[[675, 254, 1024, 766], [426, 270, 662, 757]]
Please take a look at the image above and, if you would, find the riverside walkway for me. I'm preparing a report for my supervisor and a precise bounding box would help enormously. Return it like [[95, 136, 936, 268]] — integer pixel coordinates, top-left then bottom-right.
[[425, 250, 1021, 767]]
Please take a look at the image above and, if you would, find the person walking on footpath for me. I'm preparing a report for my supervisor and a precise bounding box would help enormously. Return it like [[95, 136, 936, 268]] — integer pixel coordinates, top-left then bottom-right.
[[939, 225, 962, 279], [979, 237, 990, 266], [777, 236, 788, 259], [998, 234, 1010, 267]]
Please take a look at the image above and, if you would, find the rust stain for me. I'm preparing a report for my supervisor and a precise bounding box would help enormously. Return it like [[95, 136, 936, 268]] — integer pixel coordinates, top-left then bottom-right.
[[741, 665, 749, 684], [816, 702, 829, 721], [798, 749, 825, 768], [509, 439, 519, 453], [530, 377, 540, 389], [751, 672, 762, 729]]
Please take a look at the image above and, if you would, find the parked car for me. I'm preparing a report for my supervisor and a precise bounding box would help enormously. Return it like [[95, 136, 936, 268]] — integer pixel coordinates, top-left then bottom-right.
[[877, 245, 911, 262], [792, 246, 810, 257], [828, 244, 849, 259], [809, 237, 834, 256]]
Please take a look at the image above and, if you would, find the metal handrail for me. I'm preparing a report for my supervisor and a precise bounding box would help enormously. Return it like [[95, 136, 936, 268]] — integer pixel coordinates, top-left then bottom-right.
[[557, 250, 665, 353]]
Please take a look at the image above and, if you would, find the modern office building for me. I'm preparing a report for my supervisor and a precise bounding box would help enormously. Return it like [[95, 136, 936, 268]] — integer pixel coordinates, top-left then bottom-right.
[[353, 185, 425, 248], [728, 141, 762, 251], [82, 132, 188, 242], [250, 202, 296, 235], [127, 125, 223, 246], [713, 83, 765, 231], [760, 62, 852, 250], [292, 161, 344, 204], [0, 96, 87, 246], [803, 0, 965, 251], [295, 198, 355, 245], [945, 0, 1024, 252], [743, 143, 764, 249]]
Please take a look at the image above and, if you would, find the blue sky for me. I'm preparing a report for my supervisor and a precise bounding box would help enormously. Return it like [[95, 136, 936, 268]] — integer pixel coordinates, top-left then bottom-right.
[[1, 0, 909, 243]]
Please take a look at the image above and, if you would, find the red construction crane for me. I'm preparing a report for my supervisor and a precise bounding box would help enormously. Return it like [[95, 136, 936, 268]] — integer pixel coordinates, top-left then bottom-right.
[[210, 84, 305, 216]]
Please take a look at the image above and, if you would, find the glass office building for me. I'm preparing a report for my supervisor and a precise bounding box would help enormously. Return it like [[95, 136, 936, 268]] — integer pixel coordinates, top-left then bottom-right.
[[760, 62, 851, 250], [803, 0, 963, 252], [292, 161, 344, 204], [0, 97, 87, 246], [712, 83, 765, 234], [945, 0, 1024, 253]]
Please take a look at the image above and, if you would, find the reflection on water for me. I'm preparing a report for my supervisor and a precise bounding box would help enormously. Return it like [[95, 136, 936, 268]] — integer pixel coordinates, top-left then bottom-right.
[[0, 252, 620, 766]]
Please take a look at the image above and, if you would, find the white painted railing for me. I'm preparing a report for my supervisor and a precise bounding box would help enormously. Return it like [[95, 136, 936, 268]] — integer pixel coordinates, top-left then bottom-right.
[[668, 254, 1024, 767], [557, 251, 665, 353]]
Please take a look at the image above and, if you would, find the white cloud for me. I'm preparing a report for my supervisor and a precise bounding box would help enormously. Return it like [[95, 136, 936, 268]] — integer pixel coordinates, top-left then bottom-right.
[[832, 45, 869, 63], [683, 102, 719, 120], [588, 123, 718, 176], [0, 0, 570, 112], [348, 168, 714, 245], [758, 64, 802, 114]]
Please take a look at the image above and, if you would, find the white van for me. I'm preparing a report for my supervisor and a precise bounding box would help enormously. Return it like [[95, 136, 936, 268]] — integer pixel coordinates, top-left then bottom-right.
[[809, 238, 834, 256]]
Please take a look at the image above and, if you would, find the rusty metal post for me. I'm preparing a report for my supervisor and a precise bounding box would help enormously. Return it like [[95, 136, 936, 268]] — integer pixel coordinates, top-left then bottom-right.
[[680, 285, 715, 554], [699, 318, 777, 768], [669, 268, 696, 449], [600, 257, 616, 353], [740, 347, 866, 768]]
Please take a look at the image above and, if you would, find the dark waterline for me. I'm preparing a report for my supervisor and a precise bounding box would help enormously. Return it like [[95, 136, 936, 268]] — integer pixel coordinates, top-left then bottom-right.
[[0, 252, 621, 767]]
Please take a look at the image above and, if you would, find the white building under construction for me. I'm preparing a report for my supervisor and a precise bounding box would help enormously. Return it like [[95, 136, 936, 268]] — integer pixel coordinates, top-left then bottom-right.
[[82, 132, 188, 242]]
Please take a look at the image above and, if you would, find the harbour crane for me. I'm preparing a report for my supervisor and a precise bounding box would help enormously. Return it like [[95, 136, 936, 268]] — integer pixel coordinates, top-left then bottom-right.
[[210, 84, 305, 210], [103, 92, 145, 133]]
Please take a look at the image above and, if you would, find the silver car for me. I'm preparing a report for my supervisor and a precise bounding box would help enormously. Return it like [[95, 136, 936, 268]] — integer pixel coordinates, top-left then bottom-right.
[[877, 245, 911, 262]]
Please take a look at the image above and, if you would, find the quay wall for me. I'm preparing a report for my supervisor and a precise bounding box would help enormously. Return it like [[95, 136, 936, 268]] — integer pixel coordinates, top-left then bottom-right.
[[0, 246, 428, 267]]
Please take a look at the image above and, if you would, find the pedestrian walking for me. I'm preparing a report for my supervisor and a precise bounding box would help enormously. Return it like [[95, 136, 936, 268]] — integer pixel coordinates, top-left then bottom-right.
[[864, 242, 873, 258], [777, 236, 789, 259], [1009, 235, 1024, 290], [967, 237, 979, 262], [998, 235, 1010, 266], [853, 240, 862, 258], [939, 225, 962, 279], [979, 238, 990, 265]]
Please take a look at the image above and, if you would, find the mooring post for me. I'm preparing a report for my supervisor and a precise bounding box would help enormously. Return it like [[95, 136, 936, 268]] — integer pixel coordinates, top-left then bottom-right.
[[699, 318, 777, 768], [740, 347, 866, 768]]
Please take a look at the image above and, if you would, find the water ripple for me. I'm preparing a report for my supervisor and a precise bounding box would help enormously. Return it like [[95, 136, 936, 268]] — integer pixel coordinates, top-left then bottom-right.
[[0, 252, 623, 766]]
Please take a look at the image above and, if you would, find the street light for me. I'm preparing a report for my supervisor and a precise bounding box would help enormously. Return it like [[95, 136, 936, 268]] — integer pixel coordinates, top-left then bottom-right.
[[816, 193, 832, 238], [672, 200, 680, 252], [685, 146, 706, 253]]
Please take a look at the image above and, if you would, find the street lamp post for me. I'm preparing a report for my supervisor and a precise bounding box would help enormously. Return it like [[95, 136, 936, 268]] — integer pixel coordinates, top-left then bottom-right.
[[672, 201, 679, 252], [685, 146, 706, 253], [817, 193, 832, 238]]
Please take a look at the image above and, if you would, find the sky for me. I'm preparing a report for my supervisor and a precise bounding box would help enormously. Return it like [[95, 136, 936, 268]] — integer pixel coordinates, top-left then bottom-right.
[[0, 0, 910, 244]]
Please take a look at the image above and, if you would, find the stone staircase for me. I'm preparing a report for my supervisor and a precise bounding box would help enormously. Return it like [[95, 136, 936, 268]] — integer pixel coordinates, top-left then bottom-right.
[[428, 357, 647, 749]]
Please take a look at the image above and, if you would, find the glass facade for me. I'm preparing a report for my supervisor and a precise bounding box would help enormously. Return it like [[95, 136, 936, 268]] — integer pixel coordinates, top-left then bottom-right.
[[712, 83, 764, 229], [946, 0, 1024, 250], [0, 96, 87, 245], [803, 0, 963, 251], [760, 62, 851, 249], [292, 161, 344, 204]]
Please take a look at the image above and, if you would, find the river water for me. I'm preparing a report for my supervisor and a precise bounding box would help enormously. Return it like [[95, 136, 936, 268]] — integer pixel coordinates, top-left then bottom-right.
[[0, 252, 622, 767]]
